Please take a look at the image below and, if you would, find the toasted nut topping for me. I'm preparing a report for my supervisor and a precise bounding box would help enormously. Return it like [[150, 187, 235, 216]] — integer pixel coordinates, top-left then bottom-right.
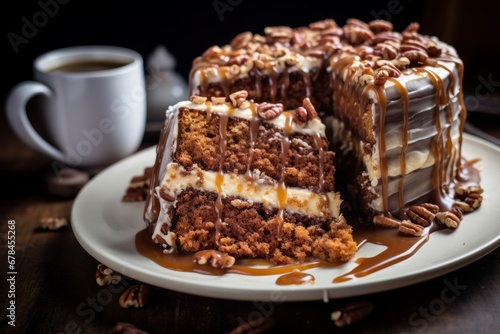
[[302, 97, 318, 120], [190, 95, 207, 104], [229, 90, 249, 108], [454, 185, 484, 212], [399, 219, 424, 237], [39, 217, 68, 231], [293, 106, 308, 126], [331, 301, 374, 327], [436, 211, 461, 229], [119, 284, 150, 309], [211, 96, 227, 105], [368, 20, 393, 33], [96, 264, 122, 286], [230, 31, 252, 50], [193, 250, 235, 269], [257, 102, 284, 120], [373, 214, 400, 228], [374, 69, 389, 86], [407, 203, 438, 227]]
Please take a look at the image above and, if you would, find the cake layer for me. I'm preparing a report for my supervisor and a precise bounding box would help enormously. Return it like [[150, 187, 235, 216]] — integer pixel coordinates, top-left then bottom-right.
[[144, 93, 355, 264]]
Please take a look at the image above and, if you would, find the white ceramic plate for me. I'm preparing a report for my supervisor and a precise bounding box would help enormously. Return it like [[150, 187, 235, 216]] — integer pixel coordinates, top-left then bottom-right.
[[72, 134, 500, 301]]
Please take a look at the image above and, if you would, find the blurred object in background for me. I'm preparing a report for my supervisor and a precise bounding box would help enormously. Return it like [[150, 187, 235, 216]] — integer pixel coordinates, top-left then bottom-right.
[[145, 45, 188, 131]]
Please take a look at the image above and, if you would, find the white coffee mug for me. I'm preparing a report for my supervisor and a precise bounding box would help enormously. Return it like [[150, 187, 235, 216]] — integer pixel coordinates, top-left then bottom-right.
[[6, 45, 146, 169]]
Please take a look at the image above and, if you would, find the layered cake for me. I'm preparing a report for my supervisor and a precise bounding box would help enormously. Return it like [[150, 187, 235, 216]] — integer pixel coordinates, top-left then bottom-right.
[[143, 18, 482, 267], [187, 18, 480, 224], [144, 93, 356, 264]]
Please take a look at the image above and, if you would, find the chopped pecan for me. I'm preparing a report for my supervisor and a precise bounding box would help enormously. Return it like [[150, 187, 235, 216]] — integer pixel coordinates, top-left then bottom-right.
[[344, 25, 374, 45], [229, 90, 249, 108], [211, 96, 227, 105], [374, 69, 389, 86], [407, 203, 439, 227], [230, 31, 252, 50], [399, 219, 424, 237], [403, 22, 420, 33], [293, 106, 308, 126], [331, 301, 374, 327], [436, 211, 461, 229], [193, 250, 235, 269], [190, 95, 207, 105], [119, 285, 150, 309], [257, 102, 284, 120], [373, 214, 400, 228], [96, 264, 122, 286], [377, 62, 401, 76], [39, 217, 68, 231], [454, 185, 483, 212]]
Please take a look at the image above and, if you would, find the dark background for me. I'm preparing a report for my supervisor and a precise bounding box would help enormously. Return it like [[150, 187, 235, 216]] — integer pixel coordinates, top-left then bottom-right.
[[2, 0, 500, 98]]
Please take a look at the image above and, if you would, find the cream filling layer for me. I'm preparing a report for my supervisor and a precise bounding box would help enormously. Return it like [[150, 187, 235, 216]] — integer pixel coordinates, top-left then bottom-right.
[[160, 162, 342, 219]]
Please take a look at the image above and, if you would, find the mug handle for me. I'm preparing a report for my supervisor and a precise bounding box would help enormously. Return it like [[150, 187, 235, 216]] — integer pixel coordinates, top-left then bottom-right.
[[5, 81, 65, 162]]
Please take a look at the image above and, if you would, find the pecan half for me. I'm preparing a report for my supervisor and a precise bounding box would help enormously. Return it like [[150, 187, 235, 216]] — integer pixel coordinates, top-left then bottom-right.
[[368, 19, 393, 33], [374, 42, 398, 60], [402, 50, 428, 64], [374, 69, 389, 86], [39, 217, 68, 231], [331, 301, 374, 327], [436, 211, 461, 229], [119, 285, 150, 309], [96, 264, 122, 286], [407, 203, 439, 227], [193, 250, 235, 269], [257, 102, 284, 120], [373, 214, 400, 228], [302, 97, 318, 120], [399, 219, 424, 237], [293, 106, 308, 126]]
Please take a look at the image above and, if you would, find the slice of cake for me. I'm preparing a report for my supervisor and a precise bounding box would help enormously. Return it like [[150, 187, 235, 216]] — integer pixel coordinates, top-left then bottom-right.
[[144, 91, 356, 264]]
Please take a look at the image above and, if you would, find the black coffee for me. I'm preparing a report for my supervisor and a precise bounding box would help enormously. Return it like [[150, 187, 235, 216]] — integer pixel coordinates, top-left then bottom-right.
[[48, 60, 130, 73]]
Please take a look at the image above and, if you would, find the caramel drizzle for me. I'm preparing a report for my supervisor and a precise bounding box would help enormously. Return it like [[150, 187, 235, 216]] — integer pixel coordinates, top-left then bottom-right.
[[415, 68, 445, 204], [215, 109, 229, 246], [371, 84, 390, 215], [387, 78, 409, 215], [244, 103, 259, 181], [276, 113, 293, 234]]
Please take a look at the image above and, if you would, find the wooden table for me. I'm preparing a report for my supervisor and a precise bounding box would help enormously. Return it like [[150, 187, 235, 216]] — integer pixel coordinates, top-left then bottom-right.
[[1, 108, 499, 334]]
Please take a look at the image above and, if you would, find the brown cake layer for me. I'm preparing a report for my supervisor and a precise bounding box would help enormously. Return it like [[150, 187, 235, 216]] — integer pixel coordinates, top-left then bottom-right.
[[173, 188, 355, 264], [175, 106, 335, 191]]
